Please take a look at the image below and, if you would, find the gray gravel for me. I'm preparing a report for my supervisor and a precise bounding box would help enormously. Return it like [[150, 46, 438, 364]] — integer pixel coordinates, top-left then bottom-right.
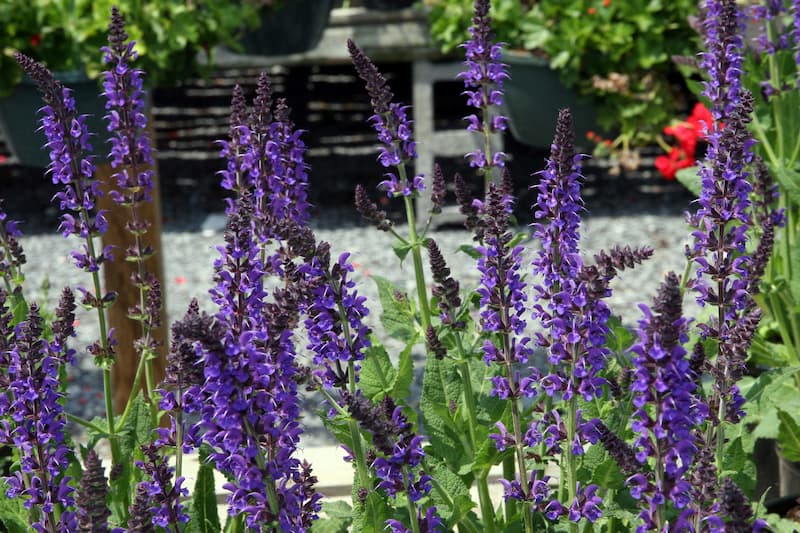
[[18, 203, 696, 445]]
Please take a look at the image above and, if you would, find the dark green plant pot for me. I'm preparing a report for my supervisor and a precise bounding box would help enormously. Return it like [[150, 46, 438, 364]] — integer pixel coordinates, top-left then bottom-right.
[[0, 72, 109, 168], [241, 0, 334, 56], [502, 50, 597, 148], [365, 0, 414, 9]]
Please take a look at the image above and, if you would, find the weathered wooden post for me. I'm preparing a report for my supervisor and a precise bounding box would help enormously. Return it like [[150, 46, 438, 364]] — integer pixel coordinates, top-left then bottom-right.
[[96, 160, 167, 413]]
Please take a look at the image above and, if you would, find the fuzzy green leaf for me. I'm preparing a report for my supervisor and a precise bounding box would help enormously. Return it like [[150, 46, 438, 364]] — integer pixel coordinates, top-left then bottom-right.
[[721, 436, 756, 495], [360, 342, 397, 401], [351, 490, 390, 533], [311, 501, 353, 533], [0, 485, 28, 533], [457, 244, 482, 260], [373, 275, 416, 342], [421, 356, 467, 470], [392, 340, 416, 402], [187, 449, 220, 533], [426, 455, 475, 526], [777, 409, 800, 462]]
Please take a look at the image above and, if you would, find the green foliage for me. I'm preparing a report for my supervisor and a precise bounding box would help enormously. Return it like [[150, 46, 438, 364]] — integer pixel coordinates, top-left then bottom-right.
[[0, 484, 28, 533], [0, 0, 262, 95], [373, 275, 418, 342], [187, 446, 221, 533], [425, 0, 698, 145], [311, 501, 354, 533]]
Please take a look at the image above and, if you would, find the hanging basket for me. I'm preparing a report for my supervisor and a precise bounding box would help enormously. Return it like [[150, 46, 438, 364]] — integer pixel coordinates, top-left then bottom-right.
[[240, 0, 335, 56]]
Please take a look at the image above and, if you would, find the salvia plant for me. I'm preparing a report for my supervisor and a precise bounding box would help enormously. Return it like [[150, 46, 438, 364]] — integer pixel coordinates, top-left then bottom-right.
[[0, 0, 794, 532]]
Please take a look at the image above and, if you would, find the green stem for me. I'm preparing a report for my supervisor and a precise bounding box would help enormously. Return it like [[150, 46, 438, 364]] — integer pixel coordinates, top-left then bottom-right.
[[457, 349, 497, 532], [503, 457, 517, 523], [402, 191, 432, 332], [116, 348, 149, 429], [565, 394, 578, 533], [750, 114, 779, 168], [65, 413, 109, 435], [349, 360, 371, 491]]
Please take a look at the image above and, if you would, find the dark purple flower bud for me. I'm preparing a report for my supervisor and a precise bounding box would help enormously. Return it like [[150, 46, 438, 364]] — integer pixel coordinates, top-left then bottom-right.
[[219, 85, 250, 193], [355, 184, 392, 231], [719, 477, 757, 530], [76, 449, 111, 532], [425, 326, 447, 360], [427, 239, 462, 327], [431, 163, 447, 214], [127, 483, 156, 533], [594, 420, 639, 477], [453, 173, 482, 238], [347, 39, 393, 115]]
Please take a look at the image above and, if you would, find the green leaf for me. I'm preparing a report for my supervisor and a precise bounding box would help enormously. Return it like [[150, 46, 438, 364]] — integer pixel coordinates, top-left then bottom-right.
[[606, 315, 635, 355], [457, 244, 482, 260], [393, 241, 413, 262], [721, 436, 756, 496], [187, 447, 220, 533], [311, 501, 353, 533], [373, 275, 416, 342], [351, 490, 390, 533], [421, 356, 467, 470], [772, 165, 800, 204], [675, 166, 701, 196], [0, 485, 29, 533], [426, 455, 474, 526], [777, 409, 800, 462], [392, 340, 415, 402], [360, 342, 397, 401]]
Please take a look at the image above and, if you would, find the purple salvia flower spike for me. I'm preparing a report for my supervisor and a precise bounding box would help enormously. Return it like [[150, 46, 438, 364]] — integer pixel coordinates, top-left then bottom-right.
[[628, 272, 704, 530], [102, 6, 155, 206], [348, 39, 423, 197], [218, 84, 250, 195], [459, 0, 509, 181], [271, 98, 311, 225], [0, 302, 78, 531], [136, 443, 189, 531]]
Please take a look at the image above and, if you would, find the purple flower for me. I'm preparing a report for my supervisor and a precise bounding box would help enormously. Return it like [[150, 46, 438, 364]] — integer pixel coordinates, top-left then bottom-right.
[[102, 7, 155, 207], [475, 179, 535, 401], [458, 0, 509, 174], [348, 39, 423, 197], [691, 0, 757, 427], [531, 109, 608, 403], [0, 298, 78, 531], [199, 196, 319, 530], [304, 251, 371, 388], [628, 272, 705, 529], [14, 53, 113, 273], [136, 443, 189, 532]]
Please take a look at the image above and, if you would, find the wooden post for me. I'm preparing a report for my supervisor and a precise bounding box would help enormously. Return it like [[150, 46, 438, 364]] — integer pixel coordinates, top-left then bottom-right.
[[95, 161, 167, 414]]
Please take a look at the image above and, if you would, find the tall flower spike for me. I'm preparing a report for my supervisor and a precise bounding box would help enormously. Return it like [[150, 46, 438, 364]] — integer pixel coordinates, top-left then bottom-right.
[[459, 0, 508, 177], [348, 39, 422, 197], [127, 483, 156, 533], [628, 272, 705, 531], [103, 6, 155, 206], [0, 304, 78, 531], [0, 203, 25, 286], [218, 84, 250, 195], [14, 53, 113, 272], [136, 443, 189, 530], [691, 0, 756, 440], [427, 239, 463, 327]]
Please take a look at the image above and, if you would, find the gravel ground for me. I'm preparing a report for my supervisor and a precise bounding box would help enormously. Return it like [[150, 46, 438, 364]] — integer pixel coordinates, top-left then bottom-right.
[[17, 195, 696, 446]]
